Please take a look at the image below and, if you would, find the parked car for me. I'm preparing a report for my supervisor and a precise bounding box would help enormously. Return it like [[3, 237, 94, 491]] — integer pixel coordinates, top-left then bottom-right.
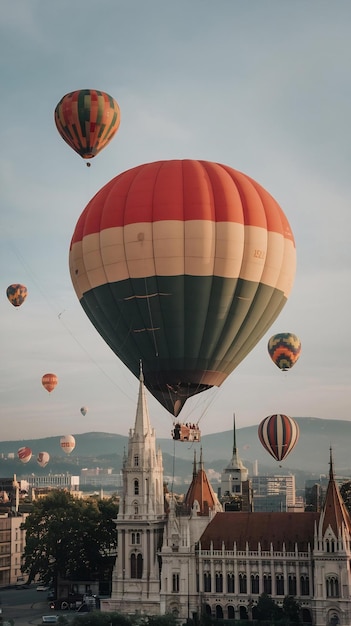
[[37, 585, 50, 592]]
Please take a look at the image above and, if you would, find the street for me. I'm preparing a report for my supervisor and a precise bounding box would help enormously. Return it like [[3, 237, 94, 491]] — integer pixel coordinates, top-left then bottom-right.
[[0, 587, 71, 626]]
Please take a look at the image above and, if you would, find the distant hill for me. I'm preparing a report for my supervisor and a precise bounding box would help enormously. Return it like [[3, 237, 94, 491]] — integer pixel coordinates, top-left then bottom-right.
[[1, 418, 350, 491]]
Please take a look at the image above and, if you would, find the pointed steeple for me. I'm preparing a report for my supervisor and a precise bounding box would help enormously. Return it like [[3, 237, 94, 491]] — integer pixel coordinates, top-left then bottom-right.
[[192, 450, 197, 479], [320, 447, 351, 536], [134, 360, 152, 438], [233, 413, 237, 457]]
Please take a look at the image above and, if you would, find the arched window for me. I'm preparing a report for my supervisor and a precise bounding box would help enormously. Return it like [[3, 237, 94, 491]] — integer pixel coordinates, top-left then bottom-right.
[[276, 574, 284, 595], [134, 479, 139, 495], [227, 606, 235, 619], [131, 553, 136, 578], [251, 574, 259, 594], [131, 531, 141, 545], [239, 573, 247, 594], [215, 605, 223, 619], [300, 574, 310, 596], [137, 553, 143, 578], [204, 572, 211, 592], [301, 608, 312, 624], [326, 575, 339, 597], [239, 605, 248, 620], [172, 573, 179, 592], [215, 572, 223, 593], [263, 574, 272, 594], [288, 574, 297, 596], [131, 552, 143, 579], [204, 604, 211, 616], [227, 573, 235, 593]]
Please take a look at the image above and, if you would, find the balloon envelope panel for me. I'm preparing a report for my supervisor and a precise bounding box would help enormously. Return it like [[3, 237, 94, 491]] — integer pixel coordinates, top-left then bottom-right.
[[69, 160, 296, 416]]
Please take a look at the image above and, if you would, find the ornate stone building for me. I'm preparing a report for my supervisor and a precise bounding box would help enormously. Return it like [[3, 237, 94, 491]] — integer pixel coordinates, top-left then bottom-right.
[[101, 372, 351, 626]]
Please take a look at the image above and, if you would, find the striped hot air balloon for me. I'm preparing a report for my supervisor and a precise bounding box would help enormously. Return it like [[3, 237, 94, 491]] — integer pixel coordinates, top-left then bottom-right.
[[54, 89, 120, 163], [69, 160, 296, 417], [258, 413, 299, 462], [268, 332, 301, 371], [17, 447, 32, 464]]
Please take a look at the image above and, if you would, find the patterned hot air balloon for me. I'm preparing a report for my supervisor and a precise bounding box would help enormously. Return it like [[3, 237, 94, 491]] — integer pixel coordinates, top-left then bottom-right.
[[60, 435, 76, 455], [258, 413, 299, 462], [37, 452, 50, 468], [6, 284, 28, 307], [17, 447, 32, 464], [42, 373, 58, 393], [54, 89, 120, 163], [69, 160, 296, 417], [80, 406, 88, 416], [268, 332, 301, 371]]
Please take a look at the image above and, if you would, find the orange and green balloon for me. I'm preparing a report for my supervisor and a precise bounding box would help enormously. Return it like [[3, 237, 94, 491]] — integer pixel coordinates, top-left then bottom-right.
[[268, 332, 301, 371], [54, 89, 120, 162]]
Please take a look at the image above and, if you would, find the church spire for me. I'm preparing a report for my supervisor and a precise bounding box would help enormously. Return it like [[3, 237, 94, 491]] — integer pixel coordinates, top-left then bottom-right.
[[329, 446, 334, 481], [320, 446, 351, 536], [233, 413, 237, 457], [134, 360, 152, 437]]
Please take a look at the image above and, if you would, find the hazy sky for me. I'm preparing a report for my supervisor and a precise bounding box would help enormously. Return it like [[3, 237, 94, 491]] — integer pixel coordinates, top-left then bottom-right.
[[1, 0, 350, 444]]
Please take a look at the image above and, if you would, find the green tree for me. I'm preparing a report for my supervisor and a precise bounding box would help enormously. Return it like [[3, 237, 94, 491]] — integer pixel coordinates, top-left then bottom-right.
[[255, 593, 283, 623], [340, 481, 351, 514], [283, 595, 301, 623], [21, 490, 118, 585]]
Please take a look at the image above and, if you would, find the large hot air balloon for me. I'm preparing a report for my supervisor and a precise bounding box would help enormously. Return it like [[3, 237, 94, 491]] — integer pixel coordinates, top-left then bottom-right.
[[17, 447, 32, 464], [42, 373, 58, 393], [60, 435, 76, 455], [80, 406, 88, 416], [54, 89, 120, 163], [69, 160, 296, 417], [37, 452, 50, 468], [258, 414, 299, 462], [268, 332, 301, 371], [6, 284, 28, 307]]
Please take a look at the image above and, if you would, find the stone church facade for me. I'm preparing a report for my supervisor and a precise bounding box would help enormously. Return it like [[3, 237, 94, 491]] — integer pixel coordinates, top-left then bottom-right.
[[101, 371, 351, 626]]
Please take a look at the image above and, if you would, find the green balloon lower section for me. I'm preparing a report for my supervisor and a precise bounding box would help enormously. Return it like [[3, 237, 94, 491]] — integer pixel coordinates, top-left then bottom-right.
[[80, 275, 287, 416]]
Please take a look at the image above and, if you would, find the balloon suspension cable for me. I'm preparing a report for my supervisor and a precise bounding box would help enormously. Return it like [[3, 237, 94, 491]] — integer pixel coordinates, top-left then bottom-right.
[[144, 278, 159, 357], [171, 439, 176, 494]]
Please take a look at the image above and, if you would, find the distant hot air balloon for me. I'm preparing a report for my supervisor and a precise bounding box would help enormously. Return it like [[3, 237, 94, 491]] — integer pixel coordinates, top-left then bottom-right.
[[69, 160, 296, 417], [37, 452, 50, 468], [42, 373, 58, 393], [60, 435, 76, 455], [258, 414, 299, 462], [80, 406, 88, 416], [6, 284, 28, 307], [17, 447, 32, 464], [54, 89, 120, 163], [268, 332, 301, 371]]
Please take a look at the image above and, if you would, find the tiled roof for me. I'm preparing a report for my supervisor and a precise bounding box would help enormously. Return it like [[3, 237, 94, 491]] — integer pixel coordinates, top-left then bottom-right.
[[199, 511, 319, 551], [184, 467, 218, 516], [321, 451, 351, 536]]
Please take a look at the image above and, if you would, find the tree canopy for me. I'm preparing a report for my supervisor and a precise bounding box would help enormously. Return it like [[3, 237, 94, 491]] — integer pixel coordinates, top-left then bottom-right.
[[21, 490, 118, 585]]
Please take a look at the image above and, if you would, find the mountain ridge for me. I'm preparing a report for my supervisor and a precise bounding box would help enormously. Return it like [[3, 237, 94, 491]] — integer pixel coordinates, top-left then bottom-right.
[[1, 417, 350, 482]]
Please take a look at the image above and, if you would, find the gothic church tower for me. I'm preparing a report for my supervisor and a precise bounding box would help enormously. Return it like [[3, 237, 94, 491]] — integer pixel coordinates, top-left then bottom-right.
[[105, 365, 167, 615]]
